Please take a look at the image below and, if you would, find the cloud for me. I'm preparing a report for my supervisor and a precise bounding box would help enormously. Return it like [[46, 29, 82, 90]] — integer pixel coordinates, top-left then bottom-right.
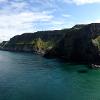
[[0, 11, 53, 41], [10, 1, 28, 9], [32, 0, 54, 7], [0, 0, 55, 41], [0, 0, 71, 41], [64, 0, 100, 5], [62, 14, 71, 18], [0, 0, 8, 3]]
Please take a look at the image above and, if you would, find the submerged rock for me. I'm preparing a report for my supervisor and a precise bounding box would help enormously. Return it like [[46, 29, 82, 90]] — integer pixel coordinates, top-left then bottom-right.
[[77, 69, 88, 73]]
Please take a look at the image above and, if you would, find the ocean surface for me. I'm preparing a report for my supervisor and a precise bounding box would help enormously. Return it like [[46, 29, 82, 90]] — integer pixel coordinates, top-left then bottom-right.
[[0, 50, 100, 100]]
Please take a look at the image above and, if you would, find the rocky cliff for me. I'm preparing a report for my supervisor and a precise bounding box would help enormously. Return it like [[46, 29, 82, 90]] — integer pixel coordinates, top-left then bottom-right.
[[1, 23, 100, 64], [0, 30, 65, 54], [44, 23, 100, 64]]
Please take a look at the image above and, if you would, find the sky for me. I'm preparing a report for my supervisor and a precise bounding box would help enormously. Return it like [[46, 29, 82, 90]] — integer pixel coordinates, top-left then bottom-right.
[[0, 0, 100, 41]]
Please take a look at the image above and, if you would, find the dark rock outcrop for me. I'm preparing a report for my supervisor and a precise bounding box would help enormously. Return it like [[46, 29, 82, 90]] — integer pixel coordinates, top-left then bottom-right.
[[1, 23, 100, 64], [44, 23, 100, 64], [0, 30, 65, 54]]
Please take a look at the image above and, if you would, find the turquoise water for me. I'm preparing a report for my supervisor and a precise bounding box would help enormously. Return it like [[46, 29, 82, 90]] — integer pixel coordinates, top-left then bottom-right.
[[0, 51, 100, 100]]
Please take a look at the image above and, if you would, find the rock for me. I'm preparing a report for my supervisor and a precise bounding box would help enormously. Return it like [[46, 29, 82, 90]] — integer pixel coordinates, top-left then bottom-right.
[[91, 64, 100, 68], [44, 23, 100, 64], [1, 23, 100, 64], [78, 69, 88, 73], [0, 30, 65, 54]]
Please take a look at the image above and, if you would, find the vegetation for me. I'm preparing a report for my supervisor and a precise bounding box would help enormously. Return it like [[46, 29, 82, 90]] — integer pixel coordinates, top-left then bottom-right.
[[92, 36, 100, 51], [34, 38, 54, 51]]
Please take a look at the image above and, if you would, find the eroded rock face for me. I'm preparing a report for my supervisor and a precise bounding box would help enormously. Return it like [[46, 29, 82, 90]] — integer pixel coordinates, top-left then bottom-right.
[[1, 23, 100, 64], [0, 30, 65, 54], [44, 23, 100, 64]]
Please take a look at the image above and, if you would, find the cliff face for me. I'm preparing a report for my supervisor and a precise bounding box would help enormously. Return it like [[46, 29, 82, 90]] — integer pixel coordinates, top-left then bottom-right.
[[44, 23, 100, 64], [0, 30, 65, 54], [1, 23, 100, 64]]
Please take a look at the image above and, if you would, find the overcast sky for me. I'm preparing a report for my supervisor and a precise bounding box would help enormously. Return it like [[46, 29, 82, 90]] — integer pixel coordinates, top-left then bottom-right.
[[0, 0, 100, 41]]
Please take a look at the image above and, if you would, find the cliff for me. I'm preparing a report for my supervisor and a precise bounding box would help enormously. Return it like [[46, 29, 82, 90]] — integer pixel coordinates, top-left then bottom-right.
[[1, 23, 100, 64], [0, 30, 65, 54], [44, 23, 100, 64]]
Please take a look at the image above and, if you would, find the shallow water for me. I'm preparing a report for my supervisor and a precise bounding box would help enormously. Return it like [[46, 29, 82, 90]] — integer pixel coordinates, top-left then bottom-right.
[[0, 51, 100, 100]]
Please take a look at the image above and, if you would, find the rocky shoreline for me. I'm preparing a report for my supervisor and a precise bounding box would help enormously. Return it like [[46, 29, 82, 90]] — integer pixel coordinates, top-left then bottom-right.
[[1, 23, 100, 66]]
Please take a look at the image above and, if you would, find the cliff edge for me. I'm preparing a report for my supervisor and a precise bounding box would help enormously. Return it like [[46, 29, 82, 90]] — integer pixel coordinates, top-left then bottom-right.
[[1, 23, 100, 64]]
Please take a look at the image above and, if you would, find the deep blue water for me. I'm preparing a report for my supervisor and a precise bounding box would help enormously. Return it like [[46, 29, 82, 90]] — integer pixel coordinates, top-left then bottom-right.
[[0, 51, 100, 100]]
